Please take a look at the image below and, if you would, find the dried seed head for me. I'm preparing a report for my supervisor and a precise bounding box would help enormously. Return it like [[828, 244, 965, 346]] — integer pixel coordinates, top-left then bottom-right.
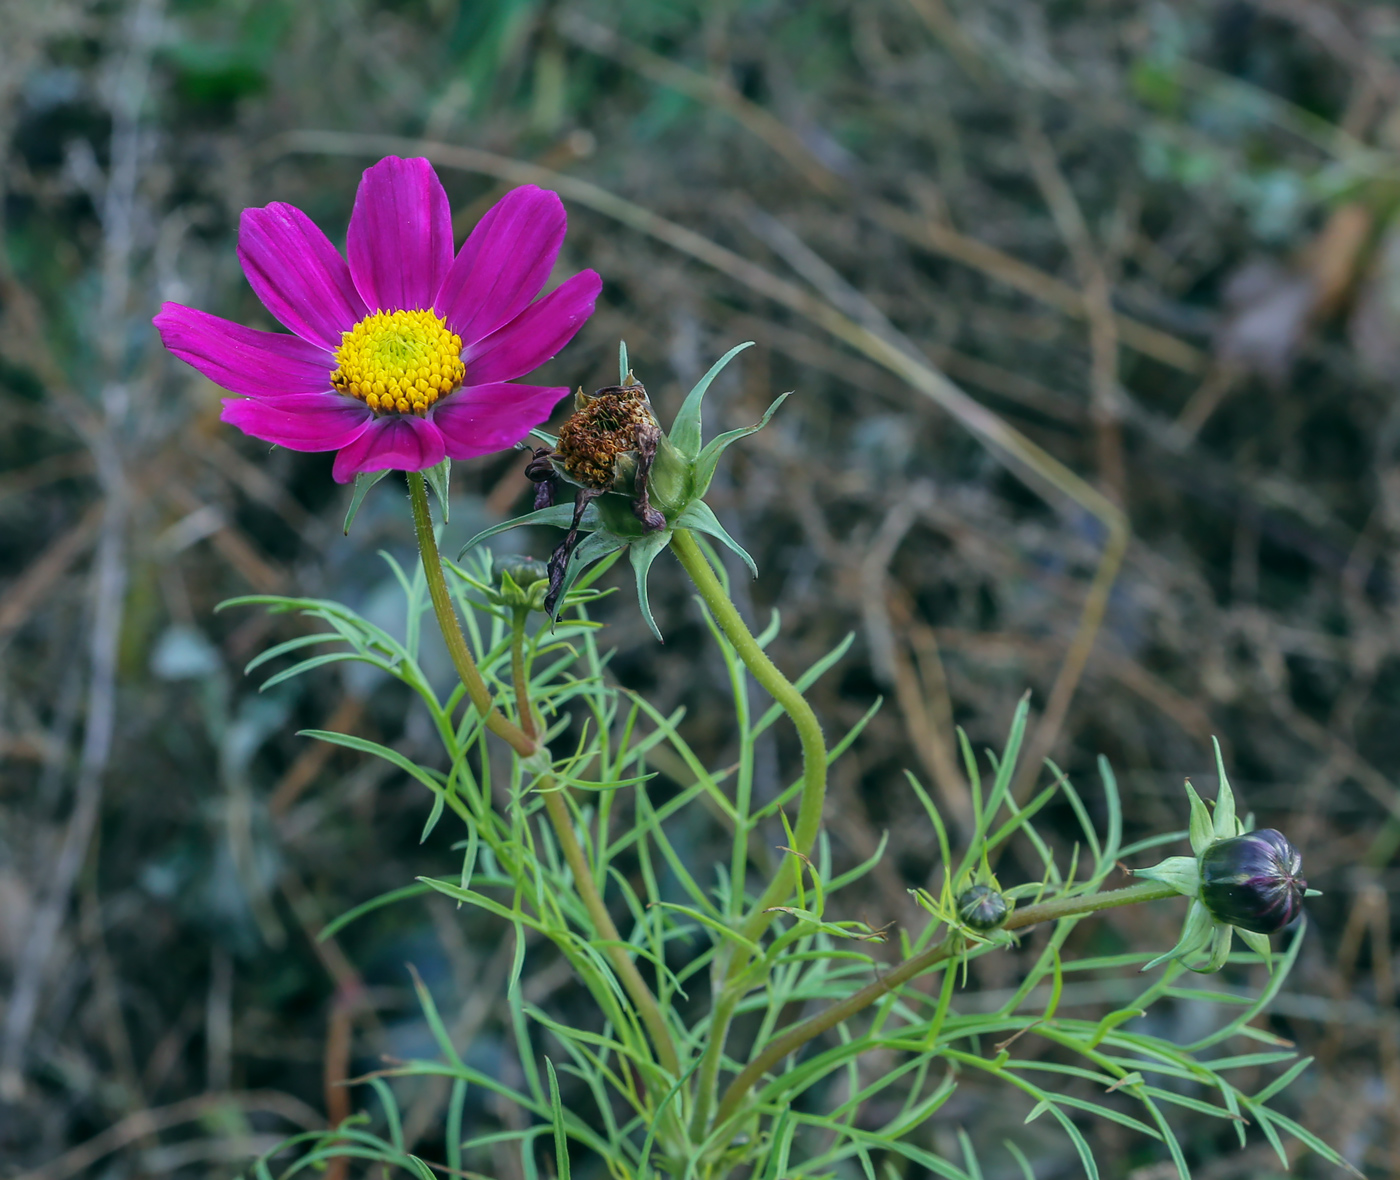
[[555, 384, 661, 492]]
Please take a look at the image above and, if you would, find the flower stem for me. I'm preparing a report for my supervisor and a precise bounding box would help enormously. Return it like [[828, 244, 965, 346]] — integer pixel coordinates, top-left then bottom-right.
[[407, 472, 680, 1079], [669, 527, 828, 1136], [510, 612, 537, 741], [710, 879, 1179, 1129], [670, 530, 828, 933], [408, 473, 525, 753]]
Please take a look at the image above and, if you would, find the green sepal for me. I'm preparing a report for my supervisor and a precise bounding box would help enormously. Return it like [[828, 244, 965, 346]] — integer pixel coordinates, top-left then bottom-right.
[[1211, 736, 1239, 839], [629, 530, 674, 643], [547, 531, 626, 624], [1236, 925, 1273, 969], [593, 492, 653, 540], [669, 340, 755, 460], [530, 427, 559, 448], [422, 458, 452, 523], [1142, 898, 1214, 972], [344, 468, 391, 535], [618, 339, 629, 384], [1184, 779, 1215, 856], [692, 392, 791, 500], [457, 502, 598, 560], [675, 499, 758, 579], [1132, 854, 1199, 899], [1192, 923, 1234, 974]]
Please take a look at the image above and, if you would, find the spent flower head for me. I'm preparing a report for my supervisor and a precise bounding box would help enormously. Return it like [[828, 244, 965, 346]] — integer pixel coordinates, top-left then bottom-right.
[[1136, 739, 1318, 973], [155, 156, 599, 497], [462, 340, 789, 639]]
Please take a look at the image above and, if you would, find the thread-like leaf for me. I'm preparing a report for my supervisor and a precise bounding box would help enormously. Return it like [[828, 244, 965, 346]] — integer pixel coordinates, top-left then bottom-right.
[[457, 501, 598, 559], [546, 1060, 571, 1180]]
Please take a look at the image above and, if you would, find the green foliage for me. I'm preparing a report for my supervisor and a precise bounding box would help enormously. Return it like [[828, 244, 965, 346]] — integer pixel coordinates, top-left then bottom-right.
[[234, 548, 1348, 1180]]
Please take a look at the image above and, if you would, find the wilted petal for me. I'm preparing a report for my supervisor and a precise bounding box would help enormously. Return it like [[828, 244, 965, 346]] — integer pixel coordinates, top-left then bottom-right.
[[330, 414, 447, 482], [431, 382, 569, 461], [221, 393, 373, 451], [347, 156, 454, 313], [464, 270, 601, 385], [154, 303, 334, 398], [239, 202, 367, 350], [435, 185, 567, 343]]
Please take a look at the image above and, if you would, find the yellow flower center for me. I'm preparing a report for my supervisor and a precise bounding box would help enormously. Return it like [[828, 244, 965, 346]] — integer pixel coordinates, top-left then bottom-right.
[[330, 308, 466, 416]]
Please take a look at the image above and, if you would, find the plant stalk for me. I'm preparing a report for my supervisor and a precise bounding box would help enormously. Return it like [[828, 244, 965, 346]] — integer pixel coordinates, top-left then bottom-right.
[[670, 527, 828, 1136], [407, 473, 680, 1079], [509, 612, 537, 741], [711, 879, 1180, 1128]]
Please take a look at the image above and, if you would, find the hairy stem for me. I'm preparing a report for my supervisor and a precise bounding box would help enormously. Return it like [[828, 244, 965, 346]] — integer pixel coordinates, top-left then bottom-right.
[[669, 528, 828, 1136], [509, 613, 537, 741], [711, 880, 1180, 1128], [408, 473, 680, 1079]]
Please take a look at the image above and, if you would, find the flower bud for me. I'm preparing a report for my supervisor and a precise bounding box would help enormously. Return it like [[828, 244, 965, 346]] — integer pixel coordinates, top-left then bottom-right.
[[495, 555, 549, 612], [1198, 829, 1306, 935], [956, 884, 1008, 932]]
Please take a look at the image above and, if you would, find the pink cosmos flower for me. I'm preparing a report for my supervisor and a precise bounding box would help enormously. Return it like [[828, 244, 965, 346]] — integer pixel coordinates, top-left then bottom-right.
[[154, 156, 601, 483]]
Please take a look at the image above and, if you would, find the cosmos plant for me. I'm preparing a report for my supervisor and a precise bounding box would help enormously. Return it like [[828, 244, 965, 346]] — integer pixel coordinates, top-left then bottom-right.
[[154, 157, 1355, 1180]]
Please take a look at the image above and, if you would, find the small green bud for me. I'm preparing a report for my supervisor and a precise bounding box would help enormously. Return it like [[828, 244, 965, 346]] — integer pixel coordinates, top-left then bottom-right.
[[956, 884, 1009, 932], [496, 555, 549, 613]]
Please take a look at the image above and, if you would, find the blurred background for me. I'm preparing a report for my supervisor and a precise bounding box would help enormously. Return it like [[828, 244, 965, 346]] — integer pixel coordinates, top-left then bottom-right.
[[3, 0, 1400, 1176]]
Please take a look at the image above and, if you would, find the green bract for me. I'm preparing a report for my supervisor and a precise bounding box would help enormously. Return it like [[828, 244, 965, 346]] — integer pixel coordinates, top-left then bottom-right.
[[460, 341, 790, 641]]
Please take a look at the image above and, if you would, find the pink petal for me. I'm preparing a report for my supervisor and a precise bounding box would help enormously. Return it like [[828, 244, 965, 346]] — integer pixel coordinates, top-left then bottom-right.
[[238, 202, 367, 350], [434, 186, 567, 343], [430, 382, 570, 461], [221, 394, 374, 451], [347, 157, 454, 313], [330, 414, 447, 483], [463, 270, 601, 385], [154, 302, 334, 398]]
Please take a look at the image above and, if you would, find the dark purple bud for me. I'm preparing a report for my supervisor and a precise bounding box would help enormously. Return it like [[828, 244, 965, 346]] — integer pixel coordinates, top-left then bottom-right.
[[956, 884, 1008, 932], [1199, 829, 1307, 934]]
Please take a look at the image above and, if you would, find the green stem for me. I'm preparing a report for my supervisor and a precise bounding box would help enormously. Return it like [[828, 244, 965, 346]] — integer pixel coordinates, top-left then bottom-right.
[[711, 880, 1179, 1128], [407, 473, 680, 1079], [671, 530, 828, 931], [670, 528, 828, 1137], [510, 612, 537, 741]]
